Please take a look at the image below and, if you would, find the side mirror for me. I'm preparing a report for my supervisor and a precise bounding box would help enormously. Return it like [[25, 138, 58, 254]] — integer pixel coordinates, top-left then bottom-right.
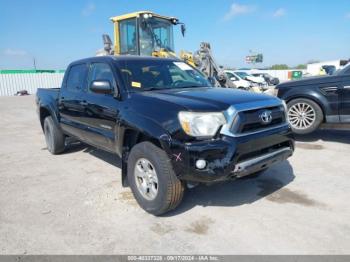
[[181, 24, 186, 37], [90, 80, 112, 95], [230, 77, 237, 81]]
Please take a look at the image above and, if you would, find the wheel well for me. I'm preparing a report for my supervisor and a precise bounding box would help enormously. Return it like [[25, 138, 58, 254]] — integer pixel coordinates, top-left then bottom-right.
[[123, 129, 162, 152], [121, 129, 162, 187], [39, 107, 51, 130], [286, 96, 326, 122]]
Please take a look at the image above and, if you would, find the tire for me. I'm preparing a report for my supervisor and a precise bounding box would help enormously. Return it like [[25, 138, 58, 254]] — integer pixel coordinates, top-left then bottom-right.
[[127, 142, 185, 216], [287, 98, 323, 135], [43, 116, 65, 154]]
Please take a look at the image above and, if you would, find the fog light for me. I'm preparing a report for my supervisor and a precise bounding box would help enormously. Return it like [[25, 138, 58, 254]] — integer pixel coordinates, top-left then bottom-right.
[[196, 159, 207, 169]]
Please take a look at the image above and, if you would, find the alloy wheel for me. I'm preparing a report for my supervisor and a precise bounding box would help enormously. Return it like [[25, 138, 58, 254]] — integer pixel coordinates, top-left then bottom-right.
[[288, 103, 316, 130], [134, 158, 159, 201]]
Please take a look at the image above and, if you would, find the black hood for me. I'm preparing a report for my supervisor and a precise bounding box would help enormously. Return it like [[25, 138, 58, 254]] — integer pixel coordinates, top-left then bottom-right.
[[277, 75, 340, 89], [134, 87, 280, 111]]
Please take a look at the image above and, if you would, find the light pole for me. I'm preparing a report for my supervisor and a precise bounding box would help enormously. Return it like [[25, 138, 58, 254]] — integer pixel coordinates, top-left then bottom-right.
[[33, 57, 37, 70]]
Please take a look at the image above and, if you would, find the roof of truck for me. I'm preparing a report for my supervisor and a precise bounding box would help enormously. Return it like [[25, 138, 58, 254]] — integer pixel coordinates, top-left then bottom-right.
[[69, 55, 180, 66]]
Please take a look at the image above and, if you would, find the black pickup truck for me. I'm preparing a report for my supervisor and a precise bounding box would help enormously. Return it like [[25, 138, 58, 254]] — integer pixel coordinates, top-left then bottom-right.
[[36, 56, 294, 215], [276, 64, 350, 134]]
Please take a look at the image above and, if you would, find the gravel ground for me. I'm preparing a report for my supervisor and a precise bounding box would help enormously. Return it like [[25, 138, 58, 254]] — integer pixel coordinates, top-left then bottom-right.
[[0, 95, 350, 255]]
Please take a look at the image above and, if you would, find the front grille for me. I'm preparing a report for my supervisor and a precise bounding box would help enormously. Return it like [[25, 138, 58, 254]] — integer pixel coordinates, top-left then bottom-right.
[[231, 106, 286, 134]]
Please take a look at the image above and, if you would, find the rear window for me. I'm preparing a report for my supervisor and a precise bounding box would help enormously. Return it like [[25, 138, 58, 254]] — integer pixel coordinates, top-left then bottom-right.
[[66, 64, 87, 92]]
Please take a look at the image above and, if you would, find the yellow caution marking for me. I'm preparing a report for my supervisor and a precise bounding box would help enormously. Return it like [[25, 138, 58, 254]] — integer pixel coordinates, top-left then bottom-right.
[[131, 81, 141, 88]]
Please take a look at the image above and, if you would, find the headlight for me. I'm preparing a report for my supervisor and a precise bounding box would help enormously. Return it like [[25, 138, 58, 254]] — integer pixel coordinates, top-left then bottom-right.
[[178, 112, 226, 137]]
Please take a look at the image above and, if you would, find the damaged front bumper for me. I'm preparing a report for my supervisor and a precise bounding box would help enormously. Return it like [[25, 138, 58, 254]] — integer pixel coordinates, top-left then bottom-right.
[[232, 147, 293, 178], [164, 125, 294, 183]]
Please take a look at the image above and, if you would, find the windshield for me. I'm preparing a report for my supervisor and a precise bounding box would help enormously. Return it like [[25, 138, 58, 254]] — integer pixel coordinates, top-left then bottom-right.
[[118, 60, 211, 91], [235, 71, 250, 78], [139, 17, 174, 56], [334, 63, 350, 76]]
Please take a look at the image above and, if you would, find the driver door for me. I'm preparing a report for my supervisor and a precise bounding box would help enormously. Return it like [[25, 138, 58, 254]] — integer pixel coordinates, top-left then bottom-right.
[[80, 62, 120, 152]]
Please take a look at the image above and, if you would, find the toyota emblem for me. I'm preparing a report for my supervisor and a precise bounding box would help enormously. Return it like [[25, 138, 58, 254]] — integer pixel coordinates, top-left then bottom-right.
[[259, 110, 272, 125]]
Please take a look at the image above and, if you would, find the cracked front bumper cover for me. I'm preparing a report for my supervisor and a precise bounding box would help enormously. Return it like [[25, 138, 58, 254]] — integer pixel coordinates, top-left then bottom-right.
[[165, 125, 294, 183], [233, 147, 293, 178]]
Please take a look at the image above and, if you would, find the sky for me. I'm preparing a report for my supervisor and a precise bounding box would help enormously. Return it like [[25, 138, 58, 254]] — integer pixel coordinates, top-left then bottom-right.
[[0, 0, 349, 69]]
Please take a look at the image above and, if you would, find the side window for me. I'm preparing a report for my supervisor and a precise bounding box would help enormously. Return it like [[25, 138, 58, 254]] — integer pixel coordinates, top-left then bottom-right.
[[226, 72, 234, 78], [66, 64, 87, 92], [119, 18, 137, 55], [226, 72, 237, 80], [88, 63, 116, 92]]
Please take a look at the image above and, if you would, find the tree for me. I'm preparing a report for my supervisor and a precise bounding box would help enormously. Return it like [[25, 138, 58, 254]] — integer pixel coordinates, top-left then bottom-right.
[[270, 64, 289, 70], [295, 64, 307, 69]]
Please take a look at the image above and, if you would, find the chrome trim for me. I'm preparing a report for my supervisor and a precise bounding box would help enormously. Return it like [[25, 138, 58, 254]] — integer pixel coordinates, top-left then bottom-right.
[[340, 115, 350, 122], [344, 86, 350, 89], [220, 99, 287, 138], [321, 86, 338, 90], [325, 115, 340, 123]]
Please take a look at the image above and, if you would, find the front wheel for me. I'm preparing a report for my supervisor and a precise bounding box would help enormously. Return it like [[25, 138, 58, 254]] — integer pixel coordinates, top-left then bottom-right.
[[127, 142, 185, 216], [287, 98, 323, 135]]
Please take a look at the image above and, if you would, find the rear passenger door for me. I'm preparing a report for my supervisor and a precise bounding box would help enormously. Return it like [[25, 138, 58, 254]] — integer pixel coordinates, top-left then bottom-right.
[[59, 63, 88, 138], [79, 62, 120, 152]]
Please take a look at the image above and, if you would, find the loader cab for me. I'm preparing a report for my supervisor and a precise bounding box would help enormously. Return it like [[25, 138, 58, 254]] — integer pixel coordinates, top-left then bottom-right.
[[111, 11, 185, 57]]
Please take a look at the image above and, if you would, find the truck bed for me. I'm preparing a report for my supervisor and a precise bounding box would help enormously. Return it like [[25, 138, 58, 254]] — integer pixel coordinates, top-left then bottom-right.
[[37, 88, 60, 101]]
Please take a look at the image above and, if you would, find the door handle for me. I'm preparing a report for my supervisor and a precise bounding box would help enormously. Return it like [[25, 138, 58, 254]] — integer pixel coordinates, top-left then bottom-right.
[[79, 101, 88, 106]]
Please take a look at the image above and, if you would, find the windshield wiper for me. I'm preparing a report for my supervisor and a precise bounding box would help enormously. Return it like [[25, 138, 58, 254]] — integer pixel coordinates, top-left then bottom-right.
[[142, 87, 165, 91], [178, 85, 206, 88]]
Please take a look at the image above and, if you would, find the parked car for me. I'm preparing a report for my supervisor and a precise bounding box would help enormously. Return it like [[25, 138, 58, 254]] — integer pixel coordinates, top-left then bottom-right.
[[276, 63, 350, 134], [234, 71, 268, 90], [36, 56, 294, 215], [224, 70, 251, 90], [252, 73, 280, 86]]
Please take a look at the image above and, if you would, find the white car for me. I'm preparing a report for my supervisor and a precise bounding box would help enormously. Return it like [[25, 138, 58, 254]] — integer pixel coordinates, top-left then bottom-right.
[[224, 70, 251, 90], [234, 71, 267, 87]]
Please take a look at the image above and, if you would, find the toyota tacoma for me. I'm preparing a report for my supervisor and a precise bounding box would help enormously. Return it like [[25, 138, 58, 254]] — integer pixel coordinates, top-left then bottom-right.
[[36, 56, 294, 215]]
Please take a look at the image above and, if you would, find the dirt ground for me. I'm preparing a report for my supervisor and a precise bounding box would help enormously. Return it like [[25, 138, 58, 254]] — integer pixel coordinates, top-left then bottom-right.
[[0, 95, 350, 254]]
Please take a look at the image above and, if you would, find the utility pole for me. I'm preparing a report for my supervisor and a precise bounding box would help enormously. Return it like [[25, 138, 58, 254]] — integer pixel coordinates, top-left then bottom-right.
[[33, 57, 37, 70]]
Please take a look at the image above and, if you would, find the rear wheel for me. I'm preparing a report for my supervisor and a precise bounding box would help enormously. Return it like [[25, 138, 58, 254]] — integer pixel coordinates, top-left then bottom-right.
[[43, 116, 65, 154], [127, 142, 185, 216], [287, 98, 323, 135]]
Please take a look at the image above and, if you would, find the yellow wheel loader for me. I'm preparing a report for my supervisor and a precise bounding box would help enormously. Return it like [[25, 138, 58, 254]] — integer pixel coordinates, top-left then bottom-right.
[[98, 11, 258, 90]]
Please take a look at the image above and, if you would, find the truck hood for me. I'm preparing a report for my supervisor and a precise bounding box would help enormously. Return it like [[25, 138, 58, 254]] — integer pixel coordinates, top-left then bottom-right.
[[277, 75, 338, 88], [134, 87, 280, 111]]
